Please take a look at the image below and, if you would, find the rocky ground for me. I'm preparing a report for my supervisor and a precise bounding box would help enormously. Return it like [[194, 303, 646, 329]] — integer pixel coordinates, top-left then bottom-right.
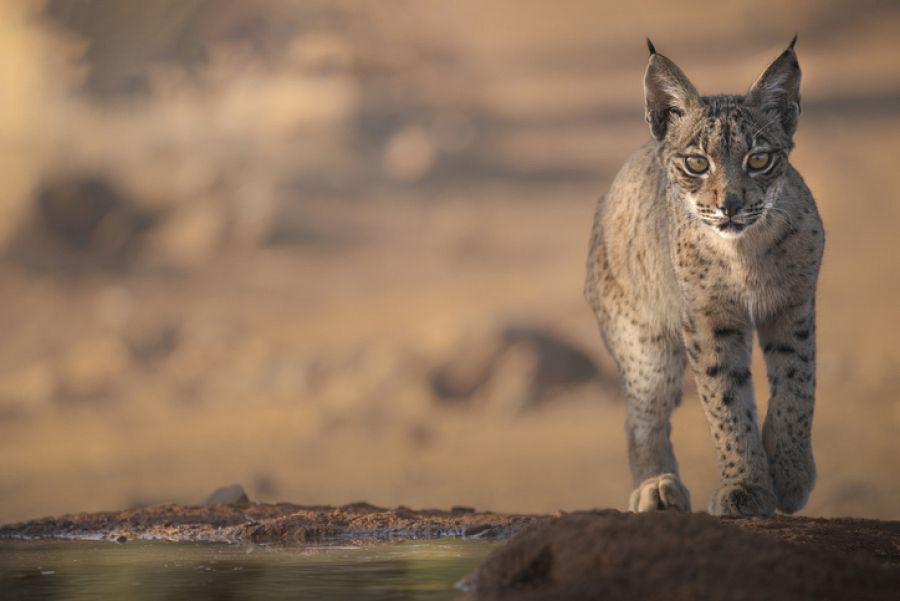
[[2, 496, 899, 600], [0, 498, 535, 545]]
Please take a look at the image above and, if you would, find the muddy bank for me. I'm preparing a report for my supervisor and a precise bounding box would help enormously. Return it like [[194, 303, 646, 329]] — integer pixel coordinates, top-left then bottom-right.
[[4, 503, 900, 600], [0, 501, 535, 544], [470, 510, 900, 601]]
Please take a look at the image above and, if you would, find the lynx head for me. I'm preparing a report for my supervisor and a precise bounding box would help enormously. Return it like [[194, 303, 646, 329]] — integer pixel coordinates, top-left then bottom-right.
[[644, 38, 801, 238]]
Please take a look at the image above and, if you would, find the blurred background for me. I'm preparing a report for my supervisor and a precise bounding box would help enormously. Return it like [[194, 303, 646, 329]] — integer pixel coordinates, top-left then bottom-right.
[[0, 0, 898, 524]]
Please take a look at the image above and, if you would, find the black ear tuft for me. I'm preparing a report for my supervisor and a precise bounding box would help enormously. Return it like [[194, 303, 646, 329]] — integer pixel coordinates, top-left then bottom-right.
[[788, 34, 798, 51], [644, 49, 700, 140], [746, 42, 802, 137]]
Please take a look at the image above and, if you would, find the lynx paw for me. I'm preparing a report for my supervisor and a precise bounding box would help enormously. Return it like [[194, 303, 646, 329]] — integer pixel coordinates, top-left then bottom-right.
[[629, 473, 691, 512], [769, 452, 816, 514], [763, 420, 816, 513], [708, 482, 776, 517]]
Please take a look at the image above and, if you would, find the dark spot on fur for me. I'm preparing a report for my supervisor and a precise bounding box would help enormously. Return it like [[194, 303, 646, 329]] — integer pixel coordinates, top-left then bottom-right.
[[730, 368, 751, 387], [713, 327, 742, 339], [771, 227, 796, 250]]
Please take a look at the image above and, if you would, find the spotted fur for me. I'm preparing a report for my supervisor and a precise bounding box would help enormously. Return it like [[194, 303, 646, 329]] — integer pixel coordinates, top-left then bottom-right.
[[584, 39, 823, 516]]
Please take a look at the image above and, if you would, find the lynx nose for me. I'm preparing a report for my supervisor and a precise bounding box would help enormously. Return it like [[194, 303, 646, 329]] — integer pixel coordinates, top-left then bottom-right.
[[720, 193, 742, 218]]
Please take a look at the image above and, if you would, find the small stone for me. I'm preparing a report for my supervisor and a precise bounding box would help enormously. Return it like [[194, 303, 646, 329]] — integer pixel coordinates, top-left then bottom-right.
[[203, 484, 250, 506]]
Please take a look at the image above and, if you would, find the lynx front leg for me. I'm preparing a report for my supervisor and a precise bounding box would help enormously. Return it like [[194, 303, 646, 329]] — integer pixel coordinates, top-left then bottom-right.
[[759, 300, 817, 513], [599, 310, 690, 512], [622, 333, 691, 513], [683, 312, 775, 516]]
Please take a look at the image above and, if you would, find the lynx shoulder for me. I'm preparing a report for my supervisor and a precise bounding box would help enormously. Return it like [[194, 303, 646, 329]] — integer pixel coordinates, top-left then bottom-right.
[[584, 38, 823, 516]]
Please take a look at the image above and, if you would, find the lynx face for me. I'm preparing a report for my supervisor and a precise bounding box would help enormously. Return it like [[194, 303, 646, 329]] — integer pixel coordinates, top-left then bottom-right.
[[663, 98, 792, 238], [644, 40, 801, 239]]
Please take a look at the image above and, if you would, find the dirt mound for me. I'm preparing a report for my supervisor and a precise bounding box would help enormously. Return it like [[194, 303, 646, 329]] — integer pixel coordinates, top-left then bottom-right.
[[470, 510, 900, 601]]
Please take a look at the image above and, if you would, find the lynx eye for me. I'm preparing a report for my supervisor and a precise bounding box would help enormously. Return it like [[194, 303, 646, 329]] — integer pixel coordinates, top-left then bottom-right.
[[684, 156, 709, 175], [747, 151, 772, 171]]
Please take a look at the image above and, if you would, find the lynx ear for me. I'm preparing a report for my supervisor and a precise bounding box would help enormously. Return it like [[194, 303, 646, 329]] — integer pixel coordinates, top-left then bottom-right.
[[745, 36, 801, 136], [644, 40, 700, 140]]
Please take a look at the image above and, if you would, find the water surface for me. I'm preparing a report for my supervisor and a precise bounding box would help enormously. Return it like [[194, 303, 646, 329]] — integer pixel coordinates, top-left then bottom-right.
[[0, 539, 493, 600]]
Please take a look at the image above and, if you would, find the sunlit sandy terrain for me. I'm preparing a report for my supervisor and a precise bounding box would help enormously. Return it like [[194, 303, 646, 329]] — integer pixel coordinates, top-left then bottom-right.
[[0, 0, 898, 523]]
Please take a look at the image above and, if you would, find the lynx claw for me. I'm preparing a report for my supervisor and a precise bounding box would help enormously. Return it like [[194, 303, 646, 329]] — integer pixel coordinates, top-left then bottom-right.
[[629, 473, 691, 512], [708, 482, 776, 517]]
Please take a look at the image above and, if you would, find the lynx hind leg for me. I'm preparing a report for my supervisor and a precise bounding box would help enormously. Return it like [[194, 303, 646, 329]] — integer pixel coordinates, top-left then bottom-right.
[[759, 301, 818, 513], [601, 312, 690, 512]]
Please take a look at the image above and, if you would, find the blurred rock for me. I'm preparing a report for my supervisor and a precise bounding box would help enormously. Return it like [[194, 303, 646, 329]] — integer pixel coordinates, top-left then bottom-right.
[[203, 484, 250, 506], [382, 125, 437, 182], [8, 177, 155, 273], [430, 325, 603, 412], [143, 199, 226, 269], [126, 322, 181, 364]]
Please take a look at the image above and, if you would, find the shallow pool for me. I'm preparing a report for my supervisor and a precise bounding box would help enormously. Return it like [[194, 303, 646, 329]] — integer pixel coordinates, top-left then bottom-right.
[[0, 539, 493, 600]]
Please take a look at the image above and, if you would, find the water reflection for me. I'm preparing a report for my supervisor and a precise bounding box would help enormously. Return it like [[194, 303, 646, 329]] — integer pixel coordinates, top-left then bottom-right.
[[0, 539, 490, 600]]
